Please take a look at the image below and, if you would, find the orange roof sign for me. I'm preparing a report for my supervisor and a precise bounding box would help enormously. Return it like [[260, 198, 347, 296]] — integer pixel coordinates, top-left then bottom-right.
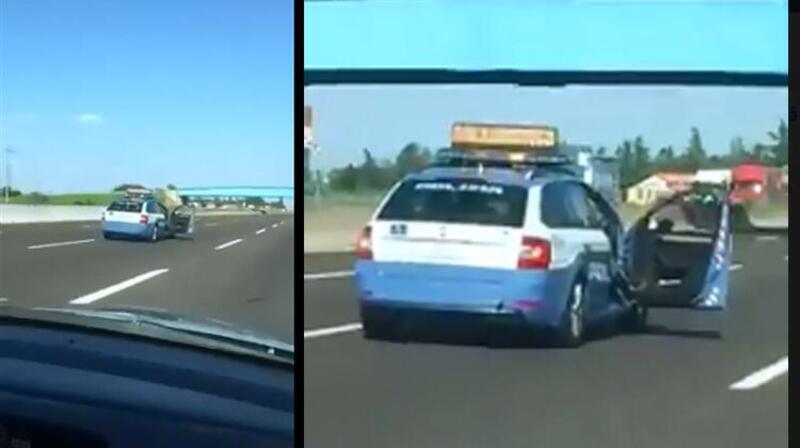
[[451, 122, 558, 149]]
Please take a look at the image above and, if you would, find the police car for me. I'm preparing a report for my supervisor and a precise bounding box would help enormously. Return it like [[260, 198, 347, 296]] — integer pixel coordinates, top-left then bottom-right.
[[353, 125, 732, 347], [102, 188, 194, 241]]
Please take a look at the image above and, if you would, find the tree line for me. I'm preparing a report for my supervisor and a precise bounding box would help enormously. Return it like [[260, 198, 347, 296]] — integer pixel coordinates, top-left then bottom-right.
[[324, 143, 435, 193], [313, 120, 787, 193]]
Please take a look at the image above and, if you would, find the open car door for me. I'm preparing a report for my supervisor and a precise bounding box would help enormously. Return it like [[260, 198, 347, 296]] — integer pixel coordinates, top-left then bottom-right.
[[153, 188, 195, 239], [624, 188, 731, 310], [170, 205, 195, 239]]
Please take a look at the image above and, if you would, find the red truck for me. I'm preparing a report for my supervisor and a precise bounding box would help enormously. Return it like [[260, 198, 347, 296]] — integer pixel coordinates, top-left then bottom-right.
[[729, 163, 784, 204]]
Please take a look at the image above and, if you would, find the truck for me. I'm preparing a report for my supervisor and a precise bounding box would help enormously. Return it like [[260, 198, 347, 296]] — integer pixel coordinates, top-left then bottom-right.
[[730, 163, 785, 204]]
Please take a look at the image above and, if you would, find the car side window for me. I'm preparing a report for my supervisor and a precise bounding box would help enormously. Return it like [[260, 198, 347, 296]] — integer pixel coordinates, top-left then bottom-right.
[[542, 182, 586, 228], [564, 183, 594, 228], [582, 189, 606, 229], [145, 201, 158, 214]]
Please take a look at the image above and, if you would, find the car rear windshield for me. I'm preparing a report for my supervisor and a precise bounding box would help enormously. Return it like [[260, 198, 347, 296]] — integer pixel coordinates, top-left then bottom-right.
[[377, 178, 528, 227], [107, 201, 142, 212]]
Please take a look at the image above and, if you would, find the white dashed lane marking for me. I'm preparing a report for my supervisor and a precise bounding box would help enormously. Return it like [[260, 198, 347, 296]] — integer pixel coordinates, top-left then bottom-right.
[[69, 269, 170, 305], [304, 323, 363, 339], [304, 271, 354, 280], [730, 356, 788, 391], [28, 238, 95, 250], [215, 238, 243, 251], [755, 235, 779, 242], [256, 228, 266, 235]]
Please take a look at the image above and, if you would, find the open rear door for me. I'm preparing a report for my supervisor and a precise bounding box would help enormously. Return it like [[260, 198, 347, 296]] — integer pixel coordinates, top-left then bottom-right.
[[625, 189, 731, 310]]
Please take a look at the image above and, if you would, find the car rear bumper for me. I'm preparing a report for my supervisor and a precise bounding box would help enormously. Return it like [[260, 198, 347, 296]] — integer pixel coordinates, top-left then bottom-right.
[[359, 302, 548, 335], [102, 221, 153, 239], [355, 261, 578, 328]]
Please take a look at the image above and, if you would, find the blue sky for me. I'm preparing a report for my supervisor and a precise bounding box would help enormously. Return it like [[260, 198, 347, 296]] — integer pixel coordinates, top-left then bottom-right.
[[305, 85, 788, 170], [305, 0, 787, 72], [304, 1, 787, 170], [1, 0, 293, 193]]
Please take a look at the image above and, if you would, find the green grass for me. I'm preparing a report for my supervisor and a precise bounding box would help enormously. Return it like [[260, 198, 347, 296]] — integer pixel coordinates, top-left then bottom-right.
[[9, 193, 118, 206]]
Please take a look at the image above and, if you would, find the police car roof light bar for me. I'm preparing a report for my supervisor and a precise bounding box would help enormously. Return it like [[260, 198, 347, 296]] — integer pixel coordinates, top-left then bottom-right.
[[435, 148, 576, 176]]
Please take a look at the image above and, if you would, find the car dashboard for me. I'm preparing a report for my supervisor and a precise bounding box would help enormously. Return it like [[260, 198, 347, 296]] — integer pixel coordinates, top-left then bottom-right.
[[0, 322, 293, 447]]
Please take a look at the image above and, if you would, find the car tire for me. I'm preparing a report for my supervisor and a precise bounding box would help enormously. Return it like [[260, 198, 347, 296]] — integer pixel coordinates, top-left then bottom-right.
[[620, 304, 648, 333], [103, 232, 112, 240], [554, 277, 586, 348]]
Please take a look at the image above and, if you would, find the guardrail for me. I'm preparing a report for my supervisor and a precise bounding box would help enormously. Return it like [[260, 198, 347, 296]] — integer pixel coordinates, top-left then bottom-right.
[[0, 204, 105, 224], [0, 204, 294, 224]]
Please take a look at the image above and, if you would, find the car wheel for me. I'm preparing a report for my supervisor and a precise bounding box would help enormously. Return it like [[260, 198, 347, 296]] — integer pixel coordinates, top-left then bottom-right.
[[554, 278, 586, 348], [620, 304, 648, 333], [103, 232, 112, 240]]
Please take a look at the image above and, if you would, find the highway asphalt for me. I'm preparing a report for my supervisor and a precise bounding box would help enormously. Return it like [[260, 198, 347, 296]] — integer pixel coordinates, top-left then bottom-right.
[[303, 233, 788, 448], [0, 214, 294, 344]]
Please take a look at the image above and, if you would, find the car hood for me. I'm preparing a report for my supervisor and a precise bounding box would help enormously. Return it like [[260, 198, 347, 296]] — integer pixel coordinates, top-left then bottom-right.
[[0, 304, 293, 365]]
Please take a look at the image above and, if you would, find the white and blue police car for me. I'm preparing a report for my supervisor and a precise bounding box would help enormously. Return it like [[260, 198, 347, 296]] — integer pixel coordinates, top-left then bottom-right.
[[353, 149, 732, 347], [101, 189, 194, 242]]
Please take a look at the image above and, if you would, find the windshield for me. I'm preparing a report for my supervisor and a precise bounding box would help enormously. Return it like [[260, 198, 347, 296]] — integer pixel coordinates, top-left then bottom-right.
[[1, 0, 294, 360], [378, 179, 528, 227]]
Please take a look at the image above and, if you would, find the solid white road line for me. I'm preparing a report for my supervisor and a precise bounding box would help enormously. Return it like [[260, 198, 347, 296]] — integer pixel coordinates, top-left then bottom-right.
[[730, 263, 743, 271], [70, 269, 170, 305], [304, 323, 363, 339], [215, 238, 243, 250], [729, 356, 788, 391], [28, 238, 95, 250], [304, 271, 354, 280], [256, 228, 266, 235]]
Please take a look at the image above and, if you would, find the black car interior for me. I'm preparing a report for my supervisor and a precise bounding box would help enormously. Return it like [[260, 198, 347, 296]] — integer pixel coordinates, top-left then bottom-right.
[[626, 194, 722, 307]]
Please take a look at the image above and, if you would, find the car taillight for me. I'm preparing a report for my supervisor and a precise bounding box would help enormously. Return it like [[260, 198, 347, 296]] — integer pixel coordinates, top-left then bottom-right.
[[518, 236, 551, 269], [355, 226, 373, 260], [139, 214, 149, 224]]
